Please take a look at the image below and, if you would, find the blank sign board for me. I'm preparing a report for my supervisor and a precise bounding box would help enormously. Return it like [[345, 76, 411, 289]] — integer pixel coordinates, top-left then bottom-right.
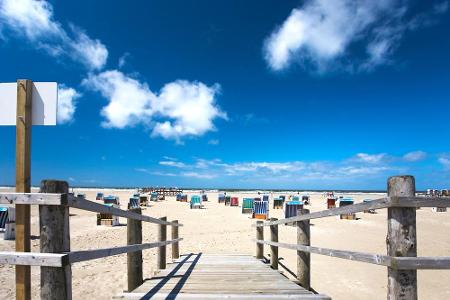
[[0, 82, 58, 125]]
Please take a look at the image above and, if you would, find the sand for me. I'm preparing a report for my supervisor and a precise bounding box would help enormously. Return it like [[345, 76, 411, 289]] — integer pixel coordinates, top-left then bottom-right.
[[0, 187, 449, 299]]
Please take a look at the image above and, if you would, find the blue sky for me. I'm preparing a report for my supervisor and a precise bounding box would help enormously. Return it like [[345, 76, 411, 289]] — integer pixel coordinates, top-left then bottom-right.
[[0, 0, 449, 189]]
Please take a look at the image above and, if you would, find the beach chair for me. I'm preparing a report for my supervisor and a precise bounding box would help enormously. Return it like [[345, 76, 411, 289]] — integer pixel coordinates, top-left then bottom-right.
[[176, 194, 182, 201], [139, 195, 149, 206], [218, 193, 225, 203], [230, 197, 239, 206], [180, 194, 188, 202], [242, 198, 254, 214], [253, 201, 269, 220], [262, 195, 269, 202], [0, 207, 15, 240], [225, 196, 231, 206], [190, 195, 202, 209], [363, 199, 376, 214], [202, 194, 208, 202], [104, 195, 120, 205], [96, 192, 104, 200], [339, 198, 356, 220], [327, 197, 336, 209], [302, 195, 310, 205], [273, 197, 284, 209], [128, 197, 140, 209], [284, 201, 304, 225], [97, 203, 120, 226], [150, 192, 158, 201]]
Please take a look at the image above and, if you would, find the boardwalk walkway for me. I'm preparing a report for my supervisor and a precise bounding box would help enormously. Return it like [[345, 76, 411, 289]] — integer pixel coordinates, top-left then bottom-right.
[[116, 253, 330, 299]]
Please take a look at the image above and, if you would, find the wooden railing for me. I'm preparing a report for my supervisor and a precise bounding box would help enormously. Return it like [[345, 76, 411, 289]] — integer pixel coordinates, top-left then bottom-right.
[[0, 179, 183, 300], [253, 176, 450, 300]]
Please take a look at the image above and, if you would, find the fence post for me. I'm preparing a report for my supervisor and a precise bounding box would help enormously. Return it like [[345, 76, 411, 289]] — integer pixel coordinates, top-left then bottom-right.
[[256, 221, 264, 259], [297, 209, 310, 290], [127, 207, 143, 292], [158, 216, 167, 269], [171, 220, 179, 260], [270, 218, 278, 270], [387, 176, 417, 300], [39, 180, 71, 300]]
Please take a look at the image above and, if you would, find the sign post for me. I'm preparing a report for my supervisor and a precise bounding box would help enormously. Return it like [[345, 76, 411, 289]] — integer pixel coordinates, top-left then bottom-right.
[[15, 79, 32, 300], [0, 80, 58, 300]]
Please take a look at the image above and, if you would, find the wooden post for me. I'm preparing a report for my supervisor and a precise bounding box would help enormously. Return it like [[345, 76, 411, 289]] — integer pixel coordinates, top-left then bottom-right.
[[40, 180, 71, 300], [127, 207, 143, 292], [158, 216, 167, 269], [256, 221, 264, 259], [297, 209, 310, 290], [270, 218, 278, 270], [171, 220, 179, 260], [387, 176, 417, 300], [15, 79, 32, 300]]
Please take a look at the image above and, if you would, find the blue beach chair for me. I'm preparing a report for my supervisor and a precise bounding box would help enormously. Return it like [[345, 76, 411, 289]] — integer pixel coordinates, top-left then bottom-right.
[[253, 201, 269, 220], [190, 195, 202, 209]]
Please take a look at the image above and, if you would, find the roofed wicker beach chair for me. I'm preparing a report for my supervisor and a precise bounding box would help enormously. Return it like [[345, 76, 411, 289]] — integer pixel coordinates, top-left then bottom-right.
[[202, 194, 208, 202], [302, 195, 310, 205], [176, 194, 182, 201], [225, 196, 231, 206], [218, 193, 225, 203], [128, 197, 140, 209], [253, 200, 269, 220], [262, 195, 269, 202], [242, 198, 254, 214], [230, 197, 239, 206], [339, 198, 356, 220], [150, 192, 158, 201], [0, 207, 15, 240], [284, 200, 303, 225], [273, 197, 284, 209], [96, 192, 104, 200], [103, 195, 120, 205], [97, 203, 120, 226], [190, 195, 202, 209]]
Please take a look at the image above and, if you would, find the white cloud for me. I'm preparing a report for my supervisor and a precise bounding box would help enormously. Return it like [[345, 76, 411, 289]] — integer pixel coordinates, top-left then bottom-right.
[[208, 139, 219, 145], [263, 0, 447, 72], [57, 84, 81, 124], [403, 151, 427, 162], [438, 156, 450, 170], [0, 0, 108, 70], [354, 153, 387, 164], [83, 70, 226, 140], [151, 80, 226, 140], [159, 161, 187, 168]]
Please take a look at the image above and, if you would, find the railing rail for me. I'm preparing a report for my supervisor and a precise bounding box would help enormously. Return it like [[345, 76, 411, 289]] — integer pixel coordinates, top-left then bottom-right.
[[254, 175, 450, 300], [0, 179, 183, 299]]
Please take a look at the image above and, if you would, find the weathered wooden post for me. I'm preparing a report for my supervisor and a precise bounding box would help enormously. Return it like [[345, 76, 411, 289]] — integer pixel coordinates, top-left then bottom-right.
[[297, 209, 310, 290], [256, 221, 264, 259], [270, 218, 278, 270], [387, 176, 417, 300], [40, 180, 71, 300], [158, 216, 167, 269], [127, 207, 143, 292], [171, 220, 180, 260], [15, 79, 32, 300]]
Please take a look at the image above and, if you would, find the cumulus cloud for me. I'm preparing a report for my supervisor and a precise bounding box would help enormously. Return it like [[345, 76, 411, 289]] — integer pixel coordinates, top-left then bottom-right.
[[354, 153, 387, 164], [83, 70, 226, 140], [0, 0, 108, 70], [403, 150, 427, 162], [57, 85, 81, 124], [438, 156, 450, 170], [263, 0, 448, 72]]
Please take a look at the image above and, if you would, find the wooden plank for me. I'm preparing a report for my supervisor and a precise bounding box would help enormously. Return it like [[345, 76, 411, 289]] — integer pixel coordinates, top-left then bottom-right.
[[171, 220, 179, 259], [67, 195, 181, 226], [0, 251, 67, 267], [389, 196, 450, 208], [297, 209, 310, 290], [269, 218, 278, 269], [67, 239, 182, 263], [115, 292, 331, 299], [393, 257, 450, 269], [127, 207, 143, 292], [256, 220, 264, 259], [256, 240, 392, 267], [0, 193, 64, 205], [255, 197, 391, 226], [15, 79, 32, 300], [158, 216, 167, 269]]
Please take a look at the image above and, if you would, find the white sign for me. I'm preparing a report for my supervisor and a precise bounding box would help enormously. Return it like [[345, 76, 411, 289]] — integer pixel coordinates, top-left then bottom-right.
[[0, 82, 58, 125]]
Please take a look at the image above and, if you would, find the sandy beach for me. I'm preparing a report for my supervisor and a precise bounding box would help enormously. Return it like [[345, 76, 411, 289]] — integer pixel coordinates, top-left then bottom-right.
[[0, 188, 449, 299]]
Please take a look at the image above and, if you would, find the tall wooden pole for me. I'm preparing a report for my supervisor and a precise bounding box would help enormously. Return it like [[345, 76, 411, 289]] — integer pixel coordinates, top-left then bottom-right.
[[387, 176, 417, 300], [15, 79, 32, 300], [171, 220, 180, 260], [256, 221, 264, 259], [127, 207, 143, 292], [158, 216, 167, 269], [269, 218, 278, 270], [297, 209, 310, 290]]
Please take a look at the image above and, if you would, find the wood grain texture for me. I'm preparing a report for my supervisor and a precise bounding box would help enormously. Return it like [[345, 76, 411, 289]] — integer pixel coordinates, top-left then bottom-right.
[[0, 251, 67, 267], [297, 209, 310, 290], [269, 218, 278, 270], [256, 220, 264, 259], [15, 79, 32, 300], [0, 193, 64, 205], [127, 208, 143, 292], [158, 216, 167, 269], [171, 220, 180, 259]]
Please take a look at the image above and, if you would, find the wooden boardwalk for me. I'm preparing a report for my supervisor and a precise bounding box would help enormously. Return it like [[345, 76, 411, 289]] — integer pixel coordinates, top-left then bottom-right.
[[116, 253, 330, 299]]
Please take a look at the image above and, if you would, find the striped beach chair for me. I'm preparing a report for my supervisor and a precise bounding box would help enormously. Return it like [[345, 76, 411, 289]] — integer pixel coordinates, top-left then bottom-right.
[[262, 195, 269, 202], [218, 193, 225, 203], [128, 197, 140, 209], [230, 197, 239, 206], [284, 200, 303, 226], [225, 196, 231, 206], [242, 198, 254, 214], [0, 207, 15, 240], [97, 203, 120, 226], [190, 195, 202, 209], [339, 198, 355, 220], [253, 201, 269, 220]]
